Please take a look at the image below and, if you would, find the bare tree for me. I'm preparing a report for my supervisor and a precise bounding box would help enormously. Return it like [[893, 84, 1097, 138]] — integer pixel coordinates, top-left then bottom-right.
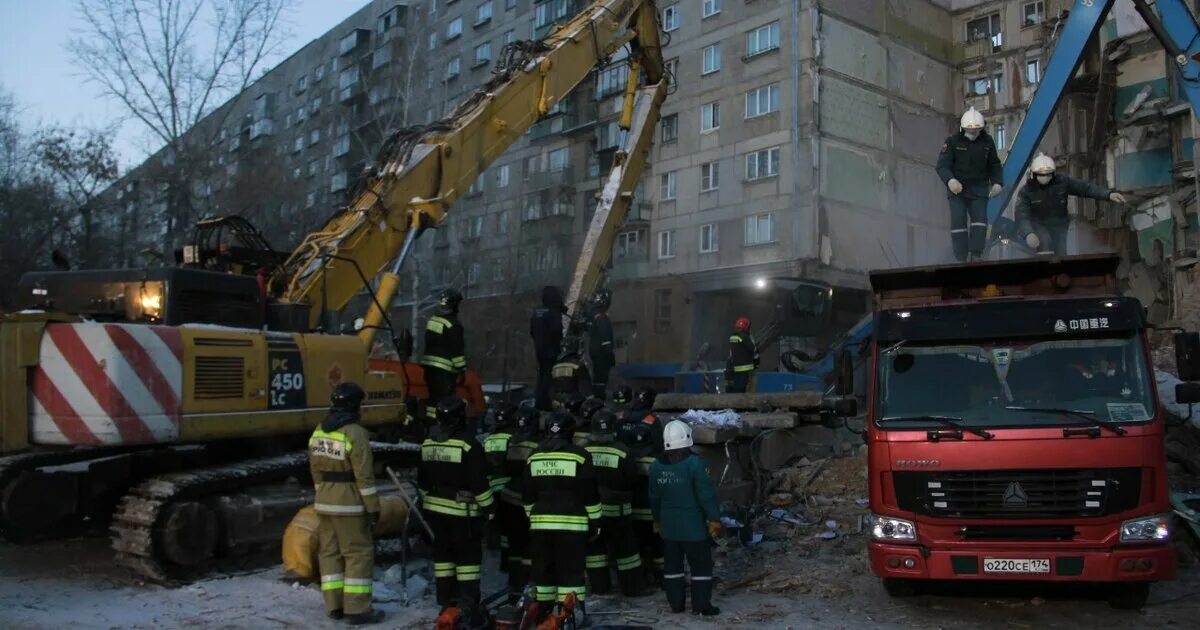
[[34, 127, 120, 267], [68, 0, 290, 253]]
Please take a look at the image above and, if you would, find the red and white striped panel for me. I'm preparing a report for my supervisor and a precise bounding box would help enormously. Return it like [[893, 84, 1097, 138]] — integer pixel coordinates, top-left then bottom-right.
[[29, 323, 183, 446]]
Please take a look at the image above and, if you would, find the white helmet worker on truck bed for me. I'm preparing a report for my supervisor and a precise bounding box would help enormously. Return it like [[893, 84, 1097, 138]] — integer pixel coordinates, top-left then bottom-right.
[[1015, 152, 1127, 256]]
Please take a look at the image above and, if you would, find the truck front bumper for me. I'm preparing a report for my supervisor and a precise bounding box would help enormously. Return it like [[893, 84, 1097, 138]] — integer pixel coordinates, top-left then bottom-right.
[[869, 541, 1176, 582]]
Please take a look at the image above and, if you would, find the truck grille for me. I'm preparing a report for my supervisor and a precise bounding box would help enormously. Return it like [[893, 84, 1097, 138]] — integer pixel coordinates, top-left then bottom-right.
[[193, 356, 246, 399], [893, 468, 1141, 519]]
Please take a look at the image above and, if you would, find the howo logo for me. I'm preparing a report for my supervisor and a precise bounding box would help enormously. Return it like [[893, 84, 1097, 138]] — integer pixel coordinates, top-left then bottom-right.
[[1003, 481, 1029, 507], [895, 460, 941, 468]]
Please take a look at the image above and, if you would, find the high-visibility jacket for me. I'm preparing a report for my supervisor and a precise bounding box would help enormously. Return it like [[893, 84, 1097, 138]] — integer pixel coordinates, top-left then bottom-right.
[[728, 332, 759, 373], [523, 439, 601, 532], [500, 437, 539, 506], [483, 431, 513, 495], [423, 313, 466, 374], [308, 414, 380, 516], [628, 445, 657, 523], [418, 431, 494, 518], [584, 439, 639, 518], [552, 359, 584, 399]]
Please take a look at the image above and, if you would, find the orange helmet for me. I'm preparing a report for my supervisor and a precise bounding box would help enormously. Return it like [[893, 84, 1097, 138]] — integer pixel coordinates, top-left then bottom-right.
[[734, 317, 751, 332]]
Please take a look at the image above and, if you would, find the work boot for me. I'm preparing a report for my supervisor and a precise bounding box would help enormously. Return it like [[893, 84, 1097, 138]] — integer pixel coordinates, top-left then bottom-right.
[[697, 606, 721, 617], [691, 578, 715, 615], [345, 609, 385, 626], [327, 609, 344, 621], [663, 575, 685, 613]]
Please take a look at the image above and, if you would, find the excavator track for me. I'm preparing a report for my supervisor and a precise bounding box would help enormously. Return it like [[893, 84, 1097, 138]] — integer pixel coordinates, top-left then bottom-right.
[[0, 447, 137, 542], [111, 443, 418, 582]]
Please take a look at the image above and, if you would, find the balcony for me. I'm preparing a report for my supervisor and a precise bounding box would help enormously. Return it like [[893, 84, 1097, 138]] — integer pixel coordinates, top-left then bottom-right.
[[960, 39, 993, 63], [528, 116, 565, 140], [338, 84, 363, 104], [527, 164, 576, 191], [249, 118, 275, 139], [533, 0, 581, 39], [339, 29, 370, 56], [561, 101, 599, 135]]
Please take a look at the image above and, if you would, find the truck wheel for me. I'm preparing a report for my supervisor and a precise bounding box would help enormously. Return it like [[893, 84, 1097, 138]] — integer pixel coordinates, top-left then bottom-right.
[[1108, 582, 1150, 610], [882, 578, 920, 597]]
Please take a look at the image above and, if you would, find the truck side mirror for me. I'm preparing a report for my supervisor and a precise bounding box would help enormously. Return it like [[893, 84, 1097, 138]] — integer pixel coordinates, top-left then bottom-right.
[[1177, 382, 1200, 405], [832, 397, 858, 417], [1176, 332, 1200, 382], [835, 348, 854, 396]]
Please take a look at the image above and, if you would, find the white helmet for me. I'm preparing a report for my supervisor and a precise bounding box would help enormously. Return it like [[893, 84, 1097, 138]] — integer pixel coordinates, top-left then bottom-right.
[[960, 107, 985, 130], [662, 420, 693, 451], [1031, 153, 1056, 175]]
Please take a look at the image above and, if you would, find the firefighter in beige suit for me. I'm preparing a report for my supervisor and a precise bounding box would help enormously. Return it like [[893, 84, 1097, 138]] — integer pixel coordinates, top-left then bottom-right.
[[308, 382, 385, 625]]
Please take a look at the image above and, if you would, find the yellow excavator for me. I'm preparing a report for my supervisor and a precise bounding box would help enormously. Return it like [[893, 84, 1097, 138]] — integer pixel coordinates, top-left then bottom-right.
[[0, 0, 666, 580]]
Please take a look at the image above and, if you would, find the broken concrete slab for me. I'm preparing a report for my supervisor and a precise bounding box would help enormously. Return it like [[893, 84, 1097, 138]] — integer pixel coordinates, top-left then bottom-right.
[[655, 391, 823, 412], [692, 424, 740, 445], [741, 413, 798, 430]]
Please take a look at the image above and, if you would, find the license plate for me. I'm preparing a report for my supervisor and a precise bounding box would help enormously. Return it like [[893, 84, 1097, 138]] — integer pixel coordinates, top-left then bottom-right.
[[983, 558, 1051, 574]]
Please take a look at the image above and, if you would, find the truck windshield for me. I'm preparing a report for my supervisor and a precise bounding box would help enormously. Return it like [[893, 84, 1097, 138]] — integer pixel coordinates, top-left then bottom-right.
[[876, 333, 1155, 429]]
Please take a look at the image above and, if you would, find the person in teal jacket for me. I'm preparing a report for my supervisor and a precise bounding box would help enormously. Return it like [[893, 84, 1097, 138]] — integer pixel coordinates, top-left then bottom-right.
[[648, 420, 722, 616]]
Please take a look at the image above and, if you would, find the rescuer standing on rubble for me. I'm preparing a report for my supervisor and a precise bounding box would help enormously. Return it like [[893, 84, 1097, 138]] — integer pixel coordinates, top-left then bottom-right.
[[587, 289, 616, 399], [936, 107, 1003, 262], [524, 412, 602, 613], [419, 396, 494, 616], [621, 420, 664, 584], [531, 286, 567, 411], [650, 420, 722, 616], [484, 406, 518, 580], [609, 385, 633, 421], [628, 386, 665, 452], [1016, 153, 1126, 256], [308, 382, 385, 625], [583, 409, 646, 596], [498, 407, 543, 595], [423, 288, 467, 421], [726, 317, 759, 394]]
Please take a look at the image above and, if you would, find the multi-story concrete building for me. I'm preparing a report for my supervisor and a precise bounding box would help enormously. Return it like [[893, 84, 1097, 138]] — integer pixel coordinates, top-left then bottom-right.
[[102, 0, 1200, 383]]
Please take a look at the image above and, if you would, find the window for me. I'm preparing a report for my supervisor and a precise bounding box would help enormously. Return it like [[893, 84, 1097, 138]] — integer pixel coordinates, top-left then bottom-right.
[[447, 17, 463, 40], [702, 44, 721, 75], [596, 63, 629, 99], [702, 0, 721, 19], [994, 122, 1007, 150], [662, 4, 679, 32], [535, 0, 571, 29], [661, 113, 678, 142], [309, 129, 321, 146], [701, 102, 720, 132], [373, 46, 392, 69], [1026, 58, 1041, 84], [467, 263, 480, 286], [700, 162, 719, 191], [664, 57, 678, 81], [657, 230, 676, 259], [296, 75, 308, 94], [309, 96, 321, 114], [746, 147, 780, 180], [314, 64, 326, 82], [970, 74, 1004, 96], [506, 0, 516, 9], [429, 31, 438, 50], [745, 83, 780, 118], [654, 289, 671, 332], [524, 155, 540, 179], [700, 223, 719, 253], [1022, 1, 1045, 27], [744, 212, 777, 245], [504, 30, 516, 45], [293, 136, 304, 153], [306, 192, 316, 208], [339, 66, 360, 89], [333, 134, 350, 157], [476, 1, 493, 25], [747, 22, 780, 57], [547, 147, 569, 172], [446, 57, 461, 78], [330, 172, 348, 192], [466, 216, 484, 239], [378, 6, 401, 33], [293, 166, 302, 179], [296, 106, 307, 122], [493, 261, 505, 282], [368, 84, 388, 106], [307, 160, 318, 177], [474, 42, 492, 65], [966, 13, 1002, 49], [497, 164, 510, 187], [616, 230, 641, 258], [660, 171, 677, 200], [338, 31, 362, 56]]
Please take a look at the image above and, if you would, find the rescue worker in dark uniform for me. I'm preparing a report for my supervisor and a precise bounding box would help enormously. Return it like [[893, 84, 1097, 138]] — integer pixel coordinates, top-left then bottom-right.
[[499, 407, 542, 594], [583, 409, 646, 596], [935, 107, 1003, 262], [1016, 153, 1126, 256], [551, 336, 590, 407], [531, 286, 567, 411], [524, 412, 602, 611], [628, 386, 665, 452], [650, 421, 722, 616], [726, 316, 759, 394], [609, 385, 633, 423], [620, 420, 664, 584], [308, 382, 384, 625], [422, 288, 466, 420], [573, 397, 606, 448], [587, 289, 616, 400], [418, 397, 495, 613], [484, 406, 518, 577]]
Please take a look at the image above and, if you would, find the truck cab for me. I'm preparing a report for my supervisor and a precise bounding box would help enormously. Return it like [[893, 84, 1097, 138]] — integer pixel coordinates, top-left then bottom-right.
[[864, 254, 1175, 609]]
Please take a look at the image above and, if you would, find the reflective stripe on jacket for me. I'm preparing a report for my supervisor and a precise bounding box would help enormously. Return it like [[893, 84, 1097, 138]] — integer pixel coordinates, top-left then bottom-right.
[[423, 314, 466, 373], [522, 444, 601, 531], [417, 434, 493, 518], [308, 423, 379, 516]]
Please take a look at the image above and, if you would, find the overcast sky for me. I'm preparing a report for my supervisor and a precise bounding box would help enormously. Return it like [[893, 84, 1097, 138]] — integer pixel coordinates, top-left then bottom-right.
[[0, 0, 372, 167]]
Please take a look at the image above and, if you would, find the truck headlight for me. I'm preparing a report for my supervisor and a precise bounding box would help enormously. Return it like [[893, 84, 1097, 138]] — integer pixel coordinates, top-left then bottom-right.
[[871, 514, 917, 541], [1119, 514, 1170, 543]]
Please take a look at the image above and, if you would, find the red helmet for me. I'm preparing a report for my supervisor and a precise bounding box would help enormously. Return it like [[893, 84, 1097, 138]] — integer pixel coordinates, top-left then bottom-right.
[[734, 317, 751, 332]]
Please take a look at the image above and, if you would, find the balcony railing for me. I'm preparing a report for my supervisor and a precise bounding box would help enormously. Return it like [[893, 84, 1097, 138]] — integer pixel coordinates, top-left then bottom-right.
[[561, 101, 599, 134]]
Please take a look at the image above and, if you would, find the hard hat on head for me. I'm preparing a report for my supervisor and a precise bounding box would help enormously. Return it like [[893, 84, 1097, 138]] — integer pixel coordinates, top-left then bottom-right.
[[617, 420, 652, 448], [514, 407, 541, 438], [591, 288, 612, 310], [546, 411, 576, 438], [493, 404, 518, 430], [1031, 153, 1056, 175], [579, 397, 605, 420], [591, 409, 618, 436], [435, 396, 467, 429], [960, 107, 985, 130], [734, 316, 751, 332], [437, 288, 463, 312], [330, 382, 366, 412], [611, 385, 632, 405], [634, 386, 657, 409], [663, 420, 694, 451], [563, 393, 586, 415]]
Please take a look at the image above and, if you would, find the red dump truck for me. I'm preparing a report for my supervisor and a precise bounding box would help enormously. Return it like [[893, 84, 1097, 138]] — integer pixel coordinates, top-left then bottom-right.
[[861, 254, 1187, 609]]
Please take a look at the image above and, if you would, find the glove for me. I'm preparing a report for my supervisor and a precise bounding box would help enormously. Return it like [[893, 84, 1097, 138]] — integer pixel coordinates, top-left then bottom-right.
[[708, 521, 722, 539], [1109, 191, 1126, 204], [947, 178, 964, 195], [988, 183, 1003, 198], [1025, 233, 1040, 249]]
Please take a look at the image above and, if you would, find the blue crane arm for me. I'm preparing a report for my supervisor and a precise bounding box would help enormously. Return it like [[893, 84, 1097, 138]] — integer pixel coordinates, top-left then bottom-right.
[[986, 0, 1116, 226], [1138, 0, 1200, 119]]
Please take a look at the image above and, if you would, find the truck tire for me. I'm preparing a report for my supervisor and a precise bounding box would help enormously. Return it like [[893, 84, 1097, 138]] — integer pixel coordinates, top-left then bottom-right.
[[882, 578, 920, 598], [1108, 582, 1150, 610]]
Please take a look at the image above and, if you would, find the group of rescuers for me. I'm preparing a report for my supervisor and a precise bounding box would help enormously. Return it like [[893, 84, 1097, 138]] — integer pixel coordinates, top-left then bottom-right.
[[937, 106, 1126, 262], [307, 286, 736, 625]]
